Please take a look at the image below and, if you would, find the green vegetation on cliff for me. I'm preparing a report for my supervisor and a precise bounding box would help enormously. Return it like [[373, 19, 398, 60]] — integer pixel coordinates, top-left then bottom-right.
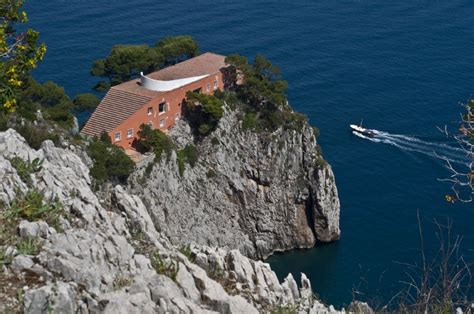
[[224, 54, 308, 132], [184, 91, 224, 137], [87, 132, 135, 185]]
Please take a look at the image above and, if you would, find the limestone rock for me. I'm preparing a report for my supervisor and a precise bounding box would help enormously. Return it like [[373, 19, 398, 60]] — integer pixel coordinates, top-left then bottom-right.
[[11, 255, 34, 272], [0, 129, 350, 313], [18, 220, 55, 239], [130, 107, 340, 259]]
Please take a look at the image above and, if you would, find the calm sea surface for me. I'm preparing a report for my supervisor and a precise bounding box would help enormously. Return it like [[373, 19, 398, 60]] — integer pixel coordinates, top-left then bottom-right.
[[25, 0, 474, 307]]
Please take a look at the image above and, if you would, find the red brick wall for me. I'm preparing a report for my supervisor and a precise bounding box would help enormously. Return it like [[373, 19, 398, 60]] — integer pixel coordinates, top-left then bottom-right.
[[109, 71, 224, 149]]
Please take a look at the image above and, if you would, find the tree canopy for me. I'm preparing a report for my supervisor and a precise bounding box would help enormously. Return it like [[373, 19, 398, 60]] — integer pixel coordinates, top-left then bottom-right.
[[225, 54, 288, 109], [1, 0, 47, 112], [91, 35, 199, 92], [15, 77, 75, 127], [72, 93, 100, 112], [224, 54, 307, 132]]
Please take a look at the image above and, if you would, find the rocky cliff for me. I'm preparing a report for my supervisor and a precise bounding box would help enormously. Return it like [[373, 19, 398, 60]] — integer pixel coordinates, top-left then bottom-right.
[[0, 129, 359, 313], [129, 107, 340, 259]]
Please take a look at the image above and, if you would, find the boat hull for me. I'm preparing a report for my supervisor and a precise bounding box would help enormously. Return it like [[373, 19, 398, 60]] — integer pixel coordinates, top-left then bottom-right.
[[350, 124, 375, 137]]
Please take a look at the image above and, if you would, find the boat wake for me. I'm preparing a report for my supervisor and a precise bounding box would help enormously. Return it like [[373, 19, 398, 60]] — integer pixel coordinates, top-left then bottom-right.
[[353, 129, 469, 166]]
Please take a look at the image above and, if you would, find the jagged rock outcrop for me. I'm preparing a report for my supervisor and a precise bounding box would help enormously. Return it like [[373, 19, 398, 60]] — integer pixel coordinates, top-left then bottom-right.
[[0, 129, 350, 313], [130, 107, 340, 259]]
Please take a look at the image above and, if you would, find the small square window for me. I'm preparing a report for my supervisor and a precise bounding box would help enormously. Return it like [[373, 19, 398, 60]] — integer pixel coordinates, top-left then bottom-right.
[[147, 107, 153, 115], [159, 102, 166, 113], [160, 119, 165, 128], [114, 132, 121, 141], [126, 128, 133, 138]]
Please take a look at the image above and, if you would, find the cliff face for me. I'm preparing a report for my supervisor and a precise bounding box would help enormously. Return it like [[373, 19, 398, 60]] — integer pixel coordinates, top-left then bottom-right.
[[0, 129, 351, 313], [129, 107, 340, 259]]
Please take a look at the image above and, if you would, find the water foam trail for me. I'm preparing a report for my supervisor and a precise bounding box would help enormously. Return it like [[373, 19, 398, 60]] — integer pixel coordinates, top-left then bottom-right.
[[375, 131, 465, 154], [378, 135, 466, 160], [352, 131, 468, 165]]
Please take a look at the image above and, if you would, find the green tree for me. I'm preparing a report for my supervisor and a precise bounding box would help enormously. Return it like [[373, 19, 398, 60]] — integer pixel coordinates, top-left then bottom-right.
[[225, 54, 288, 108], [91, 36, 199, 91], [91, 45, 163, 91], [0, 0, 47, 112], [16, 77, 74, 127], [73, 93, 100, 111], [223, 54, 307, 132], [156, 35, 198, 65]]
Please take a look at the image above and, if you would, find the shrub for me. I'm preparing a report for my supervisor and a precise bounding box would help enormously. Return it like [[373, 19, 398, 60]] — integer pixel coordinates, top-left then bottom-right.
[[214, 90, 239, 108], [0, 248, 12, 267], [87, 135, 134, 184], [198, 123, 211, 136], [185, 92, 224, 137], [135, 124, 175, 160], [144, 162, 154, 178], [150, 250, 179, 281], [14, 123, 60, 150], [206, 169, 217, 178], [242, 112, 258, 131], [113, 276, 133, 290], [43, 103, 74, 128], [176, 152, 186, 177], [16, 237, 42, 256], [181, 144, 197, 167], [176, 144, 198, 176], [9, 157, 43, 186], [5, 189, 63, 230], [179, 244, 196, 263], [0, 112, 9, 131], [211, 137, 219, 146], [271, 305, 298, 314]]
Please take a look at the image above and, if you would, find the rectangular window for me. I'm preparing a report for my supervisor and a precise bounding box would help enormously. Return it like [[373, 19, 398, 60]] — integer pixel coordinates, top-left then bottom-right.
[[159, 102, 166, 114], [148, 122, 153, 129], [147, 107, 153, 115], [114, 132, 121, 141], [160, 119, 165, 128], [126, 128, 133, 138], [214, 81, 218, 90], [193, 88, 202, 94], [175, 113, 180, 121], [206, 83, 211, 92]]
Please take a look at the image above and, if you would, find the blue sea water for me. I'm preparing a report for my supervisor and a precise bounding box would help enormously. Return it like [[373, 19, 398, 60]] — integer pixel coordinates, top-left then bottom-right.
[[25, 0, 474, 307]]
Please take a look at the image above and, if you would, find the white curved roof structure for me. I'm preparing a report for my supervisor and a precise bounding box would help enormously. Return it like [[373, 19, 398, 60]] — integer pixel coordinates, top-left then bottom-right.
[[140, 72, 209, 92]]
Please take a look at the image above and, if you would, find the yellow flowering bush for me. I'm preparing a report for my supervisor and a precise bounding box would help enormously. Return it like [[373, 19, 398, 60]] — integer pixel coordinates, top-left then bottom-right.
[[1, 0, 46, 112]]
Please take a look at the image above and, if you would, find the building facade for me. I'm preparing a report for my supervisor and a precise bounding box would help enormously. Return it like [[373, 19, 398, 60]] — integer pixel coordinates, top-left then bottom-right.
[[81, 53, 227, 149]]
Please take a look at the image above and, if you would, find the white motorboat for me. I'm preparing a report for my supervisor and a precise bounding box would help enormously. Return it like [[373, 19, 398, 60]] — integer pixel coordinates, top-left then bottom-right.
[[350, 124, 375, 137]]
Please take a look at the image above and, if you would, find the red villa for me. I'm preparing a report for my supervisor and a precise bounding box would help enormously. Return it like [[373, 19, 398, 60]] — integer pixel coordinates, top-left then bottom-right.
[[81, 53, 227, 149]]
